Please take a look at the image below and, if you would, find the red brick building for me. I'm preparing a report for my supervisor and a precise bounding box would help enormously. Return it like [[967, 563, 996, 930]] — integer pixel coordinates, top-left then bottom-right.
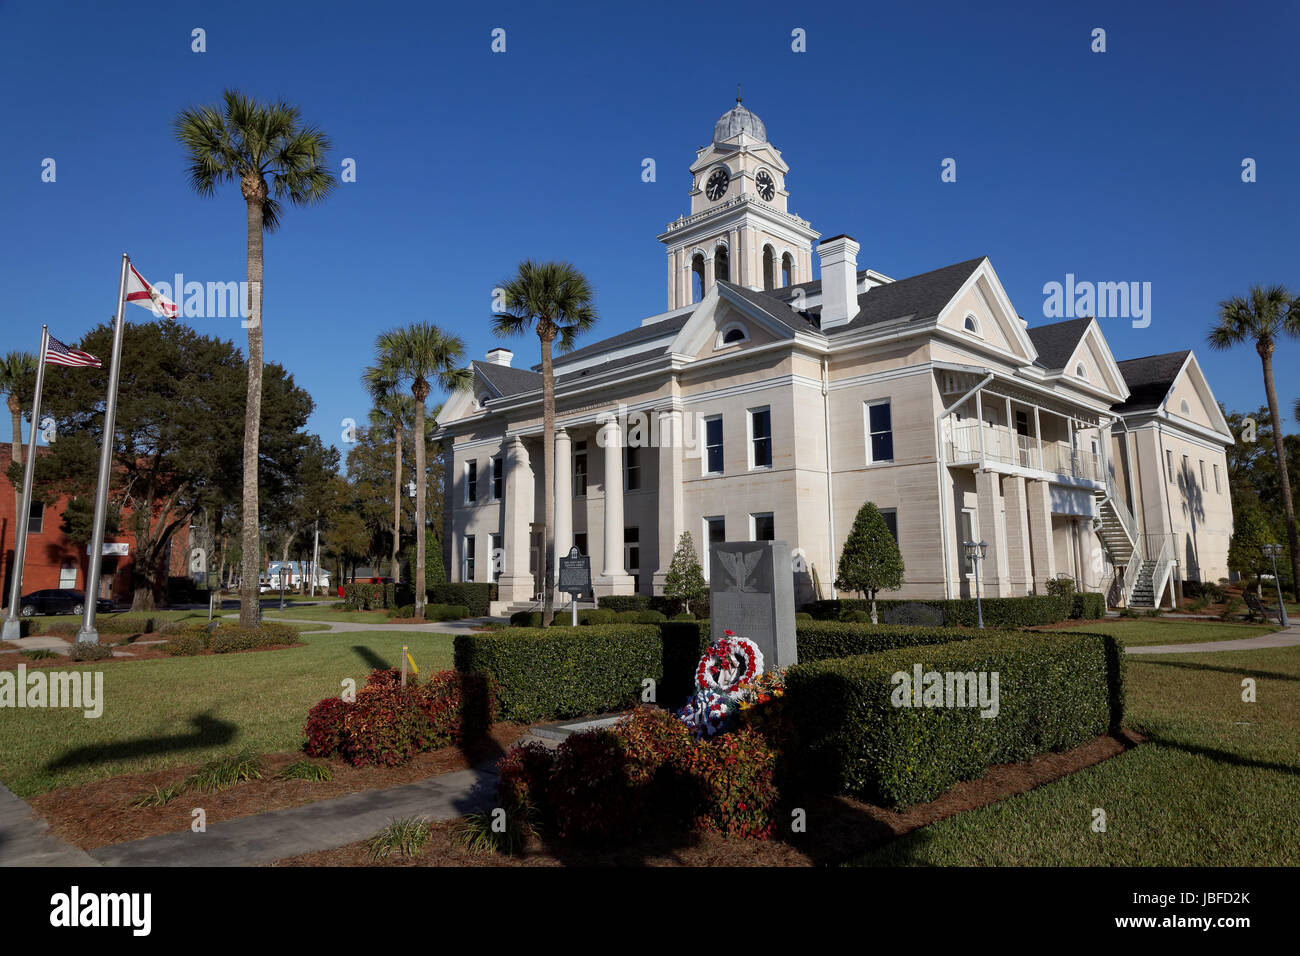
[[0, 446, 191, 607]]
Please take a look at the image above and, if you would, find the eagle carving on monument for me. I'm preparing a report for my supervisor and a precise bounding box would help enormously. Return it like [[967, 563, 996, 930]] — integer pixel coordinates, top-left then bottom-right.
[[717, 549, 762, 592]]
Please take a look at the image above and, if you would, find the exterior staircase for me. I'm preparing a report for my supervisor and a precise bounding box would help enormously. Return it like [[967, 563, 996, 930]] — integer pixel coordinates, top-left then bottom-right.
[[1127, 560, 1160, 608], [1092, 474, 1140, 607]]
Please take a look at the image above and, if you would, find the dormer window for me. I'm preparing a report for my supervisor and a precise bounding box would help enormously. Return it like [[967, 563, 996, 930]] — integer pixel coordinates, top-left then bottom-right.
[[715, 322, 749, 349]]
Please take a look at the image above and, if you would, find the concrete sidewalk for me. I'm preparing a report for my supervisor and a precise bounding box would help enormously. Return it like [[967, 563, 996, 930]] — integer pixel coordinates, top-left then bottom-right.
[[0, 781, 99, 867], [225, 613, 502, 636], [89, 762, 501, 867], [1125, 626, 1300, 655]]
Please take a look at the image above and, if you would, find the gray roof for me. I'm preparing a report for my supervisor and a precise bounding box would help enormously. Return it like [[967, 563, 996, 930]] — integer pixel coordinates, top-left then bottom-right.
[[716, 281, 821, 334], [472, 360, 542, 398], [714, 99, 766, 143], [1114, 350, 1191, 414], [1026, 317, 1093, 370], [543, 314, 690, 369], [766, 256, 986, 332]]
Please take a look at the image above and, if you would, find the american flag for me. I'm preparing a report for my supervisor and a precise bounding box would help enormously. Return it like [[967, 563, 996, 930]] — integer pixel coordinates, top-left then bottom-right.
[[44, 335, 102, 368]]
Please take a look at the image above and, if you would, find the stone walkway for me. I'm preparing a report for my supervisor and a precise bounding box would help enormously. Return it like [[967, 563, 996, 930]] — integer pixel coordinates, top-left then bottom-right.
[[232, 614, 501, 636], [0, 781, 99, 867], [1125, 626, 1300, 655]]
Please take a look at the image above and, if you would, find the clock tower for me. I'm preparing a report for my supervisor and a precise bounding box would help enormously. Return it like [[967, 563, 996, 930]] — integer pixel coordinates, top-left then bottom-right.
[[658, 95, 820, 310]]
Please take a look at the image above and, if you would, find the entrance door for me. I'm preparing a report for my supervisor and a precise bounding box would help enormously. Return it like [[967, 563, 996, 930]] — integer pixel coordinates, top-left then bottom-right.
[[624, 527, 640, 593], [529, 531, 543, 599]]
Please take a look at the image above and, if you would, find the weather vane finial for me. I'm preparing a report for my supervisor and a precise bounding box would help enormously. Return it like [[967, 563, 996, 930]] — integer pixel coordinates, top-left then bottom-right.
[[736, 83, 742, 104]]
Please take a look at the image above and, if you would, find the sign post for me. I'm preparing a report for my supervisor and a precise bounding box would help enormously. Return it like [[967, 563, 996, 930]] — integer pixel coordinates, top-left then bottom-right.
[[557, 546, 591, 626]]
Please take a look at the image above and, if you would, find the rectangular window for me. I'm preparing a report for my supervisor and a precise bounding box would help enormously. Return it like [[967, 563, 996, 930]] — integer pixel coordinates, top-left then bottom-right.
[[1014, 410, 1029, 438], [573, 441, 588, 496], [465, 460, 478, 504], [573, 532, 588, 556], [751, 512, 775, 542], [704, 416, 723, 474], [1182, 455, 1189, 482], [28, 501, 44, 535], [59, 561, 77, 589], [704, 516, 725, 580], [960, 510, 977, 576], [1166, 450, 1174, 482], [1213, 463, 1221, 494], [491, 456, 503, 500], [749, 407, 772, 469], [463, 535, 475, 582], [625, 445, 641, 491], [1199, 459, 1207, 489], [879, 508, 899, 543], [489, 533, 502, 582], [625, 527, 640, 591], [866, 400, 894, 463]]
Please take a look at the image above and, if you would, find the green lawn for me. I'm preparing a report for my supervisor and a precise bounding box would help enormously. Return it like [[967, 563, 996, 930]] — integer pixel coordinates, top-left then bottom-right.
[[260, 606, 399, 624], [0, 630, 454, 797], [852, 643, 1300, 866], [1053, 618, 1279, 647]]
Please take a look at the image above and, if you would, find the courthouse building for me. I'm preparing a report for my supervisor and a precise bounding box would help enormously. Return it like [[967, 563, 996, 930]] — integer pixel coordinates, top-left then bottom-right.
[[434, 98, 1234, 611]]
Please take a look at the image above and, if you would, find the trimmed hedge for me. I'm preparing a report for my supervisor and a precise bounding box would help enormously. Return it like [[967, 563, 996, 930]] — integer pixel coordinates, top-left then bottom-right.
[[785, 630, 1125, 806], [597, 595, 651, 612], [343, 582, 397, 610], [427, 583, 496, 617], [387, 603, 470, 622], [70, 641, 114, 661], [804, 595, 1072, 627], [1071, 593, 1106, 620], [454, 624, 708, 722], [210, 623, 300, 654], [795, 622, 985, 664]]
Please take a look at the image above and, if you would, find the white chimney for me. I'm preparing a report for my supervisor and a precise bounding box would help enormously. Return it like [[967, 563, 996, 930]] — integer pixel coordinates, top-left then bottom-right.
[[818, 235, 860, 330], [485, 348, 513, 367]]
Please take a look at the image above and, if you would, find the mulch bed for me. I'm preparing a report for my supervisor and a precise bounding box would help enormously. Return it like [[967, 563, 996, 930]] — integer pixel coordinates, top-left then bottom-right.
[[275, 728, 1145, 867], [30, 723, 528, 851]]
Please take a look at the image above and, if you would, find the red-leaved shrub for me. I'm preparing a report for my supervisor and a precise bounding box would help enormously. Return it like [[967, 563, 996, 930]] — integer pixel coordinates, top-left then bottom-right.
[[302, 696, 350, 759], [497, 740, 557, 814], [678, 727, 779, 838]]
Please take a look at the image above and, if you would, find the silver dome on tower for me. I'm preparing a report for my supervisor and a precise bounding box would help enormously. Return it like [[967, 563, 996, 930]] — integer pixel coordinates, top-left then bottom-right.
[[713, 94, 766, 143]]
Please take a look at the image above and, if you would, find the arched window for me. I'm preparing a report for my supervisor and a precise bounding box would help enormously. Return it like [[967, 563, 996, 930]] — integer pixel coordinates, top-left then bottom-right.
[[963, 314, 980, 335], [691, 254, 706, 303], [762, 245, 775, 291], [781, 252, 794, 287], [1179, 398, 1191, 415], [714, 244, 730, 283], [1075, 362, 1088, 380], [715, 323, 749, 348]]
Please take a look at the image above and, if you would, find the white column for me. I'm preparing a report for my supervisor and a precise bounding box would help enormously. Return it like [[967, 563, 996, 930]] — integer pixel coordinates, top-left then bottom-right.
[[554, 427, 573, 560], [653, 408, 686, 595], [599, 419, 634, 594], [500, 435, 535, 602]]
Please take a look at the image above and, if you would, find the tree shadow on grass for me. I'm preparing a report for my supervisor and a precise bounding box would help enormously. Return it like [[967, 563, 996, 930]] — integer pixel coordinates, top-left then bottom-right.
[[351, 645, 392, 672], [1143, 733, 1300, 777], [44, 712, 237, 772], [1134, 658, 1300, 683]]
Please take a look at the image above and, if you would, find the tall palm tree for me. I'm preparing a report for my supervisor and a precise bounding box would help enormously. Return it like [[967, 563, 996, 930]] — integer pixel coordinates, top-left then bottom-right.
[[493, 261, 597, 625], [1209, 285, 1300, 596], [0, 351, 36, 467], [175, 91, 336, 626], [363, 363, 414, 582], [374, 324, 470, 620]]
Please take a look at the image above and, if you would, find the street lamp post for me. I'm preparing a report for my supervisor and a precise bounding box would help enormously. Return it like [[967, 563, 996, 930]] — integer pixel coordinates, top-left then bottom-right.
[[964, 540, 989, 629], [1261, 544, 1289, 627]]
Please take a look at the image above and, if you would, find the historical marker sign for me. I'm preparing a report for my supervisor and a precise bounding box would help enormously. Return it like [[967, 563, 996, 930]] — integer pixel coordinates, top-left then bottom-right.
[[557, 547, 591, 595], [709, 540, 797, 668]]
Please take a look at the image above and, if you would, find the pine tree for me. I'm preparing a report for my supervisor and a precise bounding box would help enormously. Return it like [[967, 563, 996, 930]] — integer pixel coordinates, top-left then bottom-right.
[[664, 531, 708, 615], [834, 501, 905, 623]]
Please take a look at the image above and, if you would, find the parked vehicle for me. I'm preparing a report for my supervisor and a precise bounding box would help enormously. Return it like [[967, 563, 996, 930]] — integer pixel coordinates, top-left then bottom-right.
[[18, 589, 116, 617]]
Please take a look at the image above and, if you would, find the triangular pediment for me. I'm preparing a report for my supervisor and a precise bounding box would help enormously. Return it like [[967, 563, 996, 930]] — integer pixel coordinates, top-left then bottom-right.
[[934, 259, 1037, 365]]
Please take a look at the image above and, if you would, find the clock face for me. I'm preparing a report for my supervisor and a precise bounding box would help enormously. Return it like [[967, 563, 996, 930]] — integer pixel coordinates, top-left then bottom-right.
[[755, 170, 775, 201], [705, 167, 730, 200]]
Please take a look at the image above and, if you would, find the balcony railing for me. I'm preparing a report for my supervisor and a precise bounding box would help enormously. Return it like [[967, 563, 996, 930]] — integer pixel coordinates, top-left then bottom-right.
[[946, 421, 1102, 483]]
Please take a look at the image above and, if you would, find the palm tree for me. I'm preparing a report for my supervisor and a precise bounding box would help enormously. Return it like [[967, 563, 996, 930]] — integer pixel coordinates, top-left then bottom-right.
[[373, 324, 470, 619], [493, 261, 597, 625], [175, 91, 336, 626], [0, 351, 35, 466], [363, 363, 414, 582], [1209, 285, 1300, 597]]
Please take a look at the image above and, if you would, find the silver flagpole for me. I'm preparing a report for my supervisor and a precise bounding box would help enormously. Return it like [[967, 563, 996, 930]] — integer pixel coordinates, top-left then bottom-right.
[[76, 253, 131, 645], [2, 326, 51, 641]]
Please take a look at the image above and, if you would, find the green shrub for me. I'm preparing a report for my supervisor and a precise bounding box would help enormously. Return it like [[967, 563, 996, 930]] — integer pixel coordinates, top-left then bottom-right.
[[386, 604, 415, 619], [1220, 596, 1244, 621], [804, 596, 1071, 627], [431, 604, 470, 621], [1070, 593, 1106, 620], [578, 608, 617, 626], [277, 758, 333, 782], [598, 595, 651, 612], [1045, 577, 1076, 599], [127, 783, 183, 808], [794, 612, 814, 623], [184, 751, 263, 792], [94, 615, 157, 635], [785, 630, 1125, 807], [343, 582, 396, 610], [427, 583, 496, 617], [209, 622, 299, 654], [39, 621, 80, 637], [509, 610, 543, 627], [163, 631, 212, 656], [454, 624, 702, 722], [670, 612, 696, 621], [618, 609, 667, 624], [21, 648, 59, 660], [365, 817, 432, 861], [795, 622, 984, 663], [70, 641, 114, 661]]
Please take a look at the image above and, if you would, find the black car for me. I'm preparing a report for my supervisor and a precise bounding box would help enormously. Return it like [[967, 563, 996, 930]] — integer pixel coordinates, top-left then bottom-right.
[[18, 589, 115, 617]]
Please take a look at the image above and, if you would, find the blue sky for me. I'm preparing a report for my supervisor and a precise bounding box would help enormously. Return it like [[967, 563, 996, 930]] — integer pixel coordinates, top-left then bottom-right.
[[2, 0, 1297, 457]]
